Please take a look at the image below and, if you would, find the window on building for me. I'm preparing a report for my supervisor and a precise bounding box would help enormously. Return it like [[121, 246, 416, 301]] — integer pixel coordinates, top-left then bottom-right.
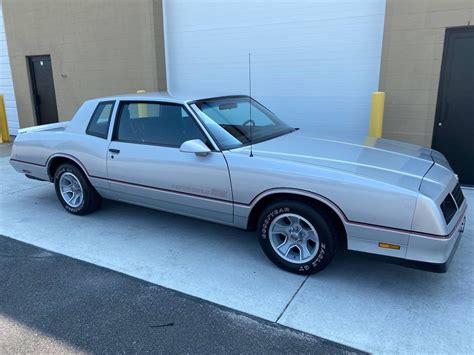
[[115, 102, 209, 148], [86, 101, 115, 139]]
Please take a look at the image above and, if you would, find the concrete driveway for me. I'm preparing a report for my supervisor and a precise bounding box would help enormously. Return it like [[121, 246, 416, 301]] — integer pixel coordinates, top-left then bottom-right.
[[1, 152, 473, 354]]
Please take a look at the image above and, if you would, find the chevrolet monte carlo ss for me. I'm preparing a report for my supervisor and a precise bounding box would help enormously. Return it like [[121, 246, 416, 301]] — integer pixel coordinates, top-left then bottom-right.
[[10, 92, 467, 274]]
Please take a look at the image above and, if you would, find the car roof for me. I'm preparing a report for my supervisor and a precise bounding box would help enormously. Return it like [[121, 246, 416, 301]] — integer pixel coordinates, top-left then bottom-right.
[[92, 91, 247, 104]]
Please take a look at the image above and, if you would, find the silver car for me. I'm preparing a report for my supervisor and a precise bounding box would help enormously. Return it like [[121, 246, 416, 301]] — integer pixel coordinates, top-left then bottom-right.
[[10, 92, 467, 274]]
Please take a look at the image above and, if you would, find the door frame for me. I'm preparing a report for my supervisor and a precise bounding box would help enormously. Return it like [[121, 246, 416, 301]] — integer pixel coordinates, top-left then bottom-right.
[[27, 54, 59, 125], [111, 99, 219, 151], [432, 25, 474, 148], [106, 99, 233, 224]]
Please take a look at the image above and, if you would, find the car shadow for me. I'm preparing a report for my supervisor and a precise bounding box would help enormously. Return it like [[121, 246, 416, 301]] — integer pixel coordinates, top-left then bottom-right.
[[26, 190, 473, 293], [99, 198, 469, 296]]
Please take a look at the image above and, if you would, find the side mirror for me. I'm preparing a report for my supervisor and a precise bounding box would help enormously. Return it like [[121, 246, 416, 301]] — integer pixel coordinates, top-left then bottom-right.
[[179, 139, 211, 157]]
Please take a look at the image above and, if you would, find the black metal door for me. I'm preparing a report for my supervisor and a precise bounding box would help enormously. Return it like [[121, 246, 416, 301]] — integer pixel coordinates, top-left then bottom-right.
[[432, 27, 474, 186], [28, 55, 59, 125]]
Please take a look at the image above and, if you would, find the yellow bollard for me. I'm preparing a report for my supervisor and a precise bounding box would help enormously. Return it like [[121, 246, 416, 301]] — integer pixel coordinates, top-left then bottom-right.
[[369, 91, 385, 138], [0, 94, 10, 143], [136, 90, 148, 118]]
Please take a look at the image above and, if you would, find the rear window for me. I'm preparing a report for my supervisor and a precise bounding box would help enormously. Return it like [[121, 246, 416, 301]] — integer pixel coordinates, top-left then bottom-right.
[[86, 101, 115, 139]]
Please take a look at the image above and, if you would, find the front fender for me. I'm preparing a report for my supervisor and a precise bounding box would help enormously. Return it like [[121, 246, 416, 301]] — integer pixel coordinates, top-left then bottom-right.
[[225, 151, 419, 231]]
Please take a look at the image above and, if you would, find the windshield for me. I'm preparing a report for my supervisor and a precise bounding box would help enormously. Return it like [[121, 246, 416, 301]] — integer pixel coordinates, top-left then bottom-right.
[[190, 96, 294, 150]]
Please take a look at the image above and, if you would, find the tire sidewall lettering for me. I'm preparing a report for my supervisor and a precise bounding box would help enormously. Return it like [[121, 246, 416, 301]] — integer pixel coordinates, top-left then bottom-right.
[[261, 207, 290, 239], [259, 204, 331, 274], [56, 167, 86, 213]]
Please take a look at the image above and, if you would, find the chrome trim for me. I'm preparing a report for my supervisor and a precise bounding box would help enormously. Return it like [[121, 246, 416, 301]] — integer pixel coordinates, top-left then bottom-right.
[[184, 102, 220, 151]]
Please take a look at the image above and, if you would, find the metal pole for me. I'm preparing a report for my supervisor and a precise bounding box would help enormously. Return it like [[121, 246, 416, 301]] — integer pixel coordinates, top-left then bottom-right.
[[369, 91, 385, 138], [0, 94, 10, 143]]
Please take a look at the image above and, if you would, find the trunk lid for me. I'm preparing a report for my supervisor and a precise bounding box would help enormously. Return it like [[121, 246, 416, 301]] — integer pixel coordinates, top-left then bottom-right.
[[18, 121, 69, 134]]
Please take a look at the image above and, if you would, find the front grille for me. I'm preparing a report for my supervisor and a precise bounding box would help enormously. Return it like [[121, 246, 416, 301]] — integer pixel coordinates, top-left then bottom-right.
[[441, 194, 457, 224], [440, 183, 464, 225], [452, 183, 465, 208]]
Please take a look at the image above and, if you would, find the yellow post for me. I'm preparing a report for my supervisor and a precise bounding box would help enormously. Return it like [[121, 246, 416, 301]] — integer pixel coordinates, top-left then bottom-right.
[[136, 90, 148, 118], [0, 94, 10, 143], [369, 91, 385, 138]]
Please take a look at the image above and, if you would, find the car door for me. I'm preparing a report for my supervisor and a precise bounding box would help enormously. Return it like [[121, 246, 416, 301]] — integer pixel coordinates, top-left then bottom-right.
[[106, 100, 233, 224]]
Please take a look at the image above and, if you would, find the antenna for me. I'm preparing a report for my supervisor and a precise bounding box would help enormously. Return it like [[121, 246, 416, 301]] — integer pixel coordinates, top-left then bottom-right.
[[248, 52, 253, 157]]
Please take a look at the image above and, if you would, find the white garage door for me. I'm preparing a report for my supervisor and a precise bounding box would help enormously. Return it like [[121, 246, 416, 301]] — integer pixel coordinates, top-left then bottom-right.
[[164, 0, 386, 136], [0, 4, 19, 135]]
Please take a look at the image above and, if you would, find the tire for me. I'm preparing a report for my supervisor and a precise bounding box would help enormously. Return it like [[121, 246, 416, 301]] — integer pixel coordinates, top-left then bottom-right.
[[54, 163, 102, 215], [257, 200, 337, 275]]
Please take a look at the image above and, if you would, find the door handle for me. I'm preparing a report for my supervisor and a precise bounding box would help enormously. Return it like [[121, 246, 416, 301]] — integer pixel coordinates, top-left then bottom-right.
[[109, 149, 120, 154]]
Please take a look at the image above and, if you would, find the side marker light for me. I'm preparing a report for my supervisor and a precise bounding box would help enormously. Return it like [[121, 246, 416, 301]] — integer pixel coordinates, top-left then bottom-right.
[[378, 242, 401, 250]]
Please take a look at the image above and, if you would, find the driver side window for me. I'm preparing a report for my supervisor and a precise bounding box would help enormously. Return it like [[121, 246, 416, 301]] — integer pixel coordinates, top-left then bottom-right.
[[115, 102, 210, 148]]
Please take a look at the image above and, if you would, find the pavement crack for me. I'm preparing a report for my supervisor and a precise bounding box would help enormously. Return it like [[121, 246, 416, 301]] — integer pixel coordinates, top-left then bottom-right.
[[150, 322, 174, 328], [275, 275, 310, 324], [0, 254, 56, 259], [2, 183, 49, 196]]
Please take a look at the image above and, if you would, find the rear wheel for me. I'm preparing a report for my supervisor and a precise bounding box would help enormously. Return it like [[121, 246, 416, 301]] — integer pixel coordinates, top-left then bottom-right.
[[54, 163, 102, 215], [257, 200, 337, 274]]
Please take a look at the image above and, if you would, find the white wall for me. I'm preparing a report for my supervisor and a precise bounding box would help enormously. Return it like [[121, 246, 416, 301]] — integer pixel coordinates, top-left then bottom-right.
[[164, 0, 386, 137], [0, 2, 19, 135]]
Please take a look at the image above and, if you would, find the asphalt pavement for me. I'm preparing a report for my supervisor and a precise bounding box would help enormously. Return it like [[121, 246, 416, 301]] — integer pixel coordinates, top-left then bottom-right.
[[0, 235, 360, 354]]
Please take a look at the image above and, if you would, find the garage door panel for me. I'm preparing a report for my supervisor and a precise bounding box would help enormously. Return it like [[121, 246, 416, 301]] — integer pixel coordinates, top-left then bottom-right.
[[0, 5, 20, 135], [164, 0, 386, 137]]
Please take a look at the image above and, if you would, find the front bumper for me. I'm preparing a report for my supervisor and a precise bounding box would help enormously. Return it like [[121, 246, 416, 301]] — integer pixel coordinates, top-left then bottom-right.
[[405, 205, 467, 272]]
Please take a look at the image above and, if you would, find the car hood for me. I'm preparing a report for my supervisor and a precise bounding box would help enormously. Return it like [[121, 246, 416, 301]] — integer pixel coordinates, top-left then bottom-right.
[[234, 130, 435, 191]]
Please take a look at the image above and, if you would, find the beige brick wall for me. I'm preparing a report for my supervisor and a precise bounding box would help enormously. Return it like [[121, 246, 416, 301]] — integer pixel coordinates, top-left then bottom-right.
[[380, 0, 474, 147], [2, 0, 166, 128]]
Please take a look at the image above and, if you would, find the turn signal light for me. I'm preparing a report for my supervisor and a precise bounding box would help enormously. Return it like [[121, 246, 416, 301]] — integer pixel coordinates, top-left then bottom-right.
[[378, 242, 401, 250]]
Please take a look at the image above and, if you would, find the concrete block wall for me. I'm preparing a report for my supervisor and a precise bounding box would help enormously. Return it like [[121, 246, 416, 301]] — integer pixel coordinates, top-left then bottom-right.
[[379, 0, 474, 147], [2, 0, 166, 127]]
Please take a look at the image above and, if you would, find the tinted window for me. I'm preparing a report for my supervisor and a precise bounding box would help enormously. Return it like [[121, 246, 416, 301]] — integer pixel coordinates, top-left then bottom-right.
[[116, 102, 209, 147], [86, 101, 115, 139]]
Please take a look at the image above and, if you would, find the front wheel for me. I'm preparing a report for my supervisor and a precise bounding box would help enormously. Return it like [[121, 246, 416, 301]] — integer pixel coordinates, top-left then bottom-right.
[[257, 200, 337, 275], [54, 163, 102, 215]]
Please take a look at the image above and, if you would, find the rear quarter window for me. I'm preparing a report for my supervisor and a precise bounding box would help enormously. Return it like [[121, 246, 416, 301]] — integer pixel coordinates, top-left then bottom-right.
[[86, 101, 115, 139]]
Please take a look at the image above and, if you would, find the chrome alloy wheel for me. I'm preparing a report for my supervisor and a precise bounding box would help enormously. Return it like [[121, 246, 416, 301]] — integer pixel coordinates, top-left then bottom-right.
[[59, 172, 84, 208], [269, 213, 320, 264]]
